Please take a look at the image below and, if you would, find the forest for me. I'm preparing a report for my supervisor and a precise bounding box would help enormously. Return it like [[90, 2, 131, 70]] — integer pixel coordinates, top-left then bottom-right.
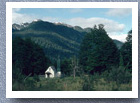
[[12, 22, 132, 91]]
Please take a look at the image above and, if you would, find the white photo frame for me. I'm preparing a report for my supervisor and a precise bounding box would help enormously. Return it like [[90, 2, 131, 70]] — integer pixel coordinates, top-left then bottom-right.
[[6, 2, 138, 98]]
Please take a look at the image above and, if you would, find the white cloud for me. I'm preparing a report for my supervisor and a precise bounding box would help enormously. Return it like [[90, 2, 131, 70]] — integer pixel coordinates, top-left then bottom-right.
[[66, 17, 126, 42], [42, 17, 62, 23], [106, 8, 132, 17], [12, 8, 38, 24], [108, 33, 127, 42], [42, 17, 125, 35], [66, 17, 125, 33]]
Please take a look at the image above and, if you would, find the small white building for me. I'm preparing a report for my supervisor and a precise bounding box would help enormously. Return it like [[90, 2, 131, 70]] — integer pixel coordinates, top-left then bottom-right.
[[45, 57, 61, 78], [45, 66, 61, 78], [56, 71, 61, 77], [45, 66, 56, 78]]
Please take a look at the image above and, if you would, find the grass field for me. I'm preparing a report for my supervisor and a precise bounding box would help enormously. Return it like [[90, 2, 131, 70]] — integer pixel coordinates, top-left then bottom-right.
[[12, 75, 132, 91]]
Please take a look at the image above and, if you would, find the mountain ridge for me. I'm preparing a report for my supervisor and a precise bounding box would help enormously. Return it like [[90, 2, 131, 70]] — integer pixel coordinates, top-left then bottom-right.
[[12, 20, 123, 59], [12, 20, 85, 59]]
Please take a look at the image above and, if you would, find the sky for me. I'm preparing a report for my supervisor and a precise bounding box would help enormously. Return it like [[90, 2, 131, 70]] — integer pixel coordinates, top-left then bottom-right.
[[12, 8, 132, 42]]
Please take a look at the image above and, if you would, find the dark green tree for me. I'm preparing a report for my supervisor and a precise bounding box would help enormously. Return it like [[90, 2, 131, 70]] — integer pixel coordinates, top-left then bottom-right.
[[12, 37, 51, 76], [120, 30, 132, 71], [79, 24, 119, 74], [61, 58, 72, 76]]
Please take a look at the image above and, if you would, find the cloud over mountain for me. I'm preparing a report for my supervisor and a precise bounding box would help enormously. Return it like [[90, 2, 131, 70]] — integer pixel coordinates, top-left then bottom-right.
[[67, 17, 125, 33], [12, 8, 38, 24], [12, 8, 128, 42]]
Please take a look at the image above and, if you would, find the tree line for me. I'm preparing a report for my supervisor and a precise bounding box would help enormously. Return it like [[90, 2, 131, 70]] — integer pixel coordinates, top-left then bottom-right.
[[60, 24, 132, 85]]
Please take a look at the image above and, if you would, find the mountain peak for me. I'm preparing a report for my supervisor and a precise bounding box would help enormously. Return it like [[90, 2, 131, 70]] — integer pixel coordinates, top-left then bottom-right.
[[32, 19, 43, 22], [12, 22, 29, 30], [54, 22, 73, 28]]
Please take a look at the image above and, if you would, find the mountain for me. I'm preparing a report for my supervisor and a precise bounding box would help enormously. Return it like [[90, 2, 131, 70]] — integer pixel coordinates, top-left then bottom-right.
[[73, 26, 92, 33], [12, 20, 123, 59], [73, 26, 85, 32], [113, 39, 123, 49], [54, 22, 73, 28], [12, 20, 86, 59], [12, 23, 29, 30]]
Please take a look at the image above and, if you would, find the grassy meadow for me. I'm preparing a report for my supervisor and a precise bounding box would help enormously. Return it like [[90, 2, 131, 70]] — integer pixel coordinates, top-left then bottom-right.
[[12, 75, 132, 91]]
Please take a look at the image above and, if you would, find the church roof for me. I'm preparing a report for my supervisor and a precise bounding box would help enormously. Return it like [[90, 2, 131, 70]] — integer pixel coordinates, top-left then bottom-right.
[[45, 66, 56, 73]]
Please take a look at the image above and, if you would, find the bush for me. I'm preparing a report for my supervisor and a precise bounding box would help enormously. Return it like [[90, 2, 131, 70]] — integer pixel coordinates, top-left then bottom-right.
[[33, 74, 40, 82], [107, 66, 132, 84], [24, 78, 36, 90], [82, 76, 95, 91]]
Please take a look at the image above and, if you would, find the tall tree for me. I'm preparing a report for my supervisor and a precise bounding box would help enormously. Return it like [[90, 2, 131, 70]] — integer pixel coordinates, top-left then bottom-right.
[[70, 56, 79, 78], [12, 37, 50, 76], [61, 58, 72, 76], [120, 30, 132, 71], [79, 24, 119, 74]]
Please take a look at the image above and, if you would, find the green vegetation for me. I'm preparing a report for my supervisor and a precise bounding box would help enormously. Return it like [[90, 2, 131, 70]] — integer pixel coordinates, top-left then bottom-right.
[[13, 20, 85, 59], [12, 37, 51, 88], [12, 75, 131, 91], [13, 21, 123, 60], [113, 39, 123, 49], [12, 21, 132, 91], [120, 30, 132, 72], [79, 24, 119, 74], [12, 37, 51, 76]]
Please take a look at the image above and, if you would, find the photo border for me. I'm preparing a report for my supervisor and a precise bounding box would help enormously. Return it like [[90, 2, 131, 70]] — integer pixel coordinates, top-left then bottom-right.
[[6, 2, 138, 98]]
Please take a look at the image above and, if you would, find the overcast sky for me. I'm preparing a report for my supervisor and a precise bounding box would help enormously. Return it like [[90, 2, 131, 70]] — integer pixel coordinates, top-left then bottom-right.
[[12, 8, 132, 42]]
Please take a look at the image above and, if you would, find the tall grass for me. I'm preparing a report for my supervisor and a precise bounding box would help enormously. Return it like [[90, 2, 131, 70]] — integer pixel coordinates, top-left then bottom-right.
[[13, 75, 132, 91]]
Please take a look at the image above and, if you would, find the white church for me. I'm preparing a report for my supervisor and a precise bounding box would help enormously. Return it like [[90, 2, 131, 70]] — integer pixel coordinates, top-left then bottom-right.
[[45, 57, 61, 78]]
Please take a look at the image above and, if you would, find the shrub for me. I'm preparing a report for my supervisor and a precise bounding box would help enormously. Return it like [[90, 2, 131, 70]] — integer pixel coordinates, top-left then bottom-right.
[[107, 66, 132, 84], [82, 76, 94, 91], [33, 74, 40, 82]]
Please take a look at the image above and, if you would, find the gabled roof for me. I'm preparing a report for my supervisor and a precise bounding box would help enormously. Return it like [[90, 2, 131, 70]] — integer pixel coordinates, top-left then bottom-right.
[[45, 66, 56, 73]]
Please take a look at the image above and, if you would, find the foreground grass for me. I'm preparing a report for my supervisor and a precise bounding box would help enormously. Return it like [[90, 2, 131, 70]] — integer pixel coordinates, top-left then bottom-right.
[[35, 77, 83, 91], [12, 76, 132, 91]]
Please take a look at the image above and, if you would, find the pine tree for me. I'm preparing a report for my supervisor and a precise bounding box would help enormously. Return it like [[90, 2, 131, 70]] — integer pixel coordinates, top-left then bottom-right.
[[120, 30, 132, 71], [79, 24, 119, 74], [12, 37, 50, 76], [61, 58, 72, 76], [119, 53, 124, 67]]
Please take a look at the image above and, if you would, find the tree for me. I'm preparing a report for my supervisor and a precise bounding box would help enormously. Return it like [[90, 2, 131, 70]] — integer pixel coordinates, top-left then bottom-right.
[[61, 58, 72, 76], [119, 53, 124, 67], [70, 56, 79, 78], [61, 57, 82, 77], [120, 30, 132, 71], [12, 37, 50, 76], [79, 24, 119, 74]]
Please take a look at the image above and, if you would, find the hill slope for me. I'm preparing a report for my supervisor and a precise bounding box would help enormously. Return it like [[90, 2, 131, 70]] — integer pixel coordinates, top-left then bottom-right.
[[12, 20, 86, 59], [113, 39, 123, 49], [12, 20, 123, 59]]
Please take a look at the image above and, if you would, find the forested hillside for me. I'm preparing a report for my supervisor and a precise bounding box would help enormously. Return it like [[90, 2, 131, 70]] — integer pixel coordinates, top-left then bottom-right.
[[12, 20, 85, 59], [12, 20, 123, 60]]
